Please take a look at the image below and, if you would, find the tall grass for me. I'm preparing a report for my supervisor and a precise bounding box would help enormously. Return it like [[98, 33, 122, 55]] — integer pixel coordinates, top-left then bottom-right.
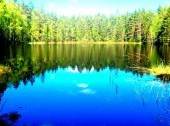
[[150, 64, 170, 75]]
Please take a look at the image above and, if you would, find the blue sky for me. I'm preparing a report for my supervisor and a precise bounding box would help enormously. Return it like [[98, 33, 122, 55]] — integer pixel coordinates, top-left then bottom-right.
[[22, 0, 170, 16]]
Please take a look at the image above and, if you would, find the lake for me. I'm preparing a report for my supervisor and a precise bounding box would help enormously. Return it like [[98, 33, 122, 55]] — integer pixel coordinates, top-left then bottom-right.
[[0, 44, 170, 126]]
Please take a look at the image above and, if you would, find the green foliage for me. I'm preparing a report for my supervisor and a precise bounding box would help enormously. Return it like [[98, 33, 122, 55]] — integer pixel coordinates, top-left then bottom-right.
[[0, 1, 169, 44], [0, 1, 28, 43], [156, 7, 170, 43]]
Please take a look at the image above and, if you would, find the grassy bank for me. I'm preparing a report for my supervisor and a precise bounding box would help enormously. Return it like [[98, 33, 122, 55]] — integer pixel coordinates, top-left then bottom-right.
[[28, 41, 142, 45], [150, 65, 170, 75], [131, 64, 170, 83], [149, 65, 170, 83]]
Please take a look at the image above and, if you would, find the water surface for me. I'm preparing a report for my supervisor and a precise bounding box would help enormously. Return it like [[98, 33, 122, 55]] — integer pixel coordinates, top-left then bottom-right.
[[0, 44, 170, 126]]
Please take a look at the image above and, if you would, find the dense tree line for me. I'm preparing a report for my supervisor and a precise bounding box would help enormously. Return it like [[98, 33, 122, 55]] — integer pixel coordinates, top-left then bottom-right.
[[0, 0, 170, 44]]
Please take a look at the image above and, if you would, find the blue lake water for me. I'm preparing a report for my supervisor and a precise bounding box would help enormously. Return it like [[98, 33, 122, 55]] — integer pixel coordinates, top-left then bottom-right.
[[1, 44, 170, 126], [1, 67, 170, 126]]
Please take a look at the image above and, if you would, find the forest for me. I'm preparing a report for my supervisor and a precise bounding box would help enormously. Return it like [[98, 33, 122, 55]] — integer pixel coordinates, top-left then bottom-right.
[[0, 0, 170, 44]]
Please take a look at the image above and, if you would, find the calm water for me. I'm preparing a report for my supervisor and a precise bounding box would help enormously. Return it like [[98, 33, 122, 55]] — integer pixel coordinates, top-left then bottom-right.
[[0, 44, 170, 126]]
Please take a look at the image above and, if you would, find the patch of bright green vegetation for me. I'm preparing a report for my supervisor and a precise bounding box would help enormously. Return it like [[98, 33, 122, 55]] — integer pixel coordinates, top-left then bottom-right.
[[150, 65, 170, 75], [148, 64, 170, 83], [29, 41, 142, 45], [0, 65, 11, 75], [130, 64, 170, 83], [130, 64, 170, 76]]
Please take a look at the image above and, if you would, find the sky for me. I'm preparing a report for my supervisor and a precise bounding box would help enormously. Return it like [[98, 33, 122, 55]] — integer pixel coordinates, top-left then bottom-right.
[[22, 0, 170, 16]]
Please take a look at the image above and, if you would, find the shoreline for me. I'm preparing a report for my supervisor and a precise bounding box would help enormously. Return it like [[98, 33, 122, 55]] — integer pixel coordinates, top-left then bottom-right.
[[28, 41, 142, 45]]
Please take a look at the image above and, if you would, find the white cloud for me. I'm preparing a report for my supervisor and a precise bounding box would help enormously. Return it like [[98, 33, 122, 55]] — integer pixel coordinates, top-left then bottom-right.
[[70, 0, 79, 3], [66, 67, 93, 74], [79, 88, 95, 95], [77, 83, 89, 88], [46, 2, 57, 12], [66, 67, 79, 73], [45, 2, 117, 16], [81, 69, 87, 74], [165, 1, 170, 6], [90, 67, 94, 72]]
